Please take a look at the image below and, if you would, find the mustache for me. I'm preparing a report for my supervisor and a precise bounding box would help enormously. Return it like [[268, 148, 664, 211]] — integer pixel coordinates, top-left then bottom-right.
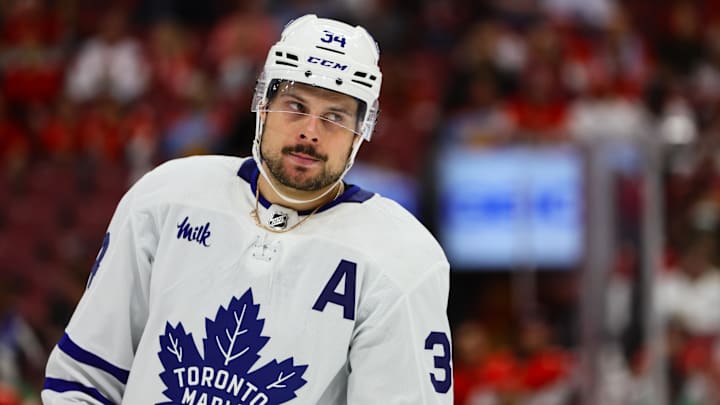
[[282, 144, 328, 162]]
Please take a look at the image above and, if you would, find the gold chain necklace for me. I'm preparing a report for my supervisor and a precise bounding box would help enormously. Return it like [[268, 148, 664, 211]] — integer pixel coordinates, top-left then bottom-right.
[[250, 183, 343, 233]]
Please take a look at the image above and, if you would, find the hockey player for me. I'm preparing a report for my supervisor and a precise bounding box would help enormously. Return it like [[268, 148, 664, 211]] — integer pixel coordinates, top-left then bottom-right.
[[43, 14, 453, 404]]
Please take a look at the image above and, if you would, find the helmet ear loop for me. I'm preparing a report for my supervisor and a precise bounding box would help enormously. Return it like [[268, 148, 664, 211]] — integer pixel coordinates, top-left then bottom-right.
[[343, 135, 364, 174], [254, 100, 270, 149], [252, 103, 269, 167], [259, 109, 268, 127]]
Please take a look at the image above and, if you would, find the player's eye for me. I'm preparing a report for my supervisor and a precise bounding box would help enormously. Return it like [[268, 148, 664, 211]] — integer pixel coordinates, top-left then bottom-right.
[[286, 101, 304, 113], [323, 111, 350, 125], [325, 112, 341, 123]]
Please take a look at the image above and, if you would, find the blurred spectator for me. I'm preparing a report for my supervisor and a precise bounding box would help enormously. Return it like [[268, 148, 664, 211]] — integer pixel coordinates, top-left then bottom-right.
[[123, 101, 159, 183], [656, 0, 705, 80], [75, 96, 124, 163], [206, 2, 277, 99], [37, 97, 78, 162], [562, 6, 652, 100], [656, 232, 720, 336], [498, 20, 569, 142], [604, 7, 654, 98], [449, 20, 525, 97], [490, 0, 541, 28], [0, 39, 64, 108], [453, 319, 521, 405], [146, 19, 200, 100], [0, 0, 65, 107], [267, 0, 346, 29], [453, 320, 492, 404], [539, 0, 616, 28], [1, 0, 65, 46], [514, 316, 574, 404], [691, 19, 720, 132], [605, 244, 636, 340], [418, 0, 467, 50], [0, 95, 30, 177], [672, 331, 719, 404], [505, 63, 569, 142], [160, 73, 222, 159], [360, 53, 433, 175], [65, 7, 149, 104], [597, 341, 656, 405], [0, 275, 44, 398], [441, 68, 514, 147], [0, 383, 21, 405], [565, 71, 649, 144]]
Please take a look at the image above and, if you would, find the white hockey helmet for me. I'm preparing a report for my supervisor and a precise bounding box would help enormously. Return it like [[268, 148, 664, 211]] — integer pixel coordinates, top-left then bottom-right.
[[252, 14, 382, 141], [251, 14, 382, 205]]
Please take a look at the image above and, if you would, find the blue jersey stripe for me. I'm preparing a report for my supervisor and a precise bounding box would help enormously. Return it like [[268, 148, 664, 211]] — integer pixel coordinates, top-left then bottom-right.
[[58, 333, 130, 384], [43, 377, 114, 405]]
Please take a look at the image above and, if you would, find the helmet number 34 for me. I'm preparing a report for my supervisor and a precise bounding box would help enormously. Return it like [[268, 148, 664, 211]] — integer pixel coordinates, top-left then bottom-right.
[[321, 30, 346, 48]]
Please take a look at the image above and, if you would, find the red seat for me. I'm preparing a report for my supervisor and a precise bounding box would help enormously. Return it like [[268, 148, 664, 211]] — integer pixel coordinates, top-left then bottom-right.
[[6, 194, 59, 228], [24, 162, 78, 199]]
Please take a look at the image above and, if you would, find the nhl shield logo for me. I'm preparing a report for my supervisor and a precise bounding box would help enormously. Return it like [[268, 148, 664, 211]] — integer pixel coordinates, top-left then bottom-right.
[[268, 212, 289, 230]]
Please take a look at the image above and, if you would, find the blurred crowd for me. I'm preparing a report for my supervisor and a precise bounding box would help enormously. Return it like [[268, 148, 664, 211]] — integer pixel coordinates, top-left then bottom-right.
[[3, 0, 720, 403]]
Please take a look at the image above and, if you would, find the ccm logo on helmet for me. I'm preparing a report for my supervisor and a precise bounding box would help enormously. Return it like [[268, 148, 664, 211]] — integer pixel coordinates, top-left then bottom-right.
[[307, 56, 348, 71]]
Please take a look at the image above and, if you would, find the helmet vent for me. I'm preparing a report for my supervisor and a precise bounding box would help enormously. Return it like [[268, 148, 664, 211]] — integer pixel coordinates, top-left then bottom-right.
[[354, 71, 378, 82], [275, 60, 299, 68], [316, 45, 345, 55], [351, 79, 373, 88], [273, 51, 299, 67]]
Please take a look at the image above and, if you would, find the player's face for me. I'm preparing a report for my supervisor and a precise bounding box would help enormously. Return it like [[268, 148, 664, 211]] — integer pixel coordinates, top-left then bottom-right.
[[260, 83, 359, 192]]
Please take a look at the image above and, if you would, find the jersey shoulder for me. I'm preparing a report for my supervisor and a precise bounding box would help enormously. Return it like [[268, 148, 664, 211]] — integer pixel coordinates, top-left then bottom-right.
[[365, 194, 445, 259], [129, 155, 248, 209], [336, 192, 449, 287], [137, 155, 246, 189]]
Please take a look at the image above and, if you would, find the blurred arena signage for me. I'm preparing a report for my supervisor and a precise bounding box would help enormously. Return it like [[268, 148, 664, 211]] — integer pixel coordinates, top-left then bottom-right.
[[437, 145, 584, 270]]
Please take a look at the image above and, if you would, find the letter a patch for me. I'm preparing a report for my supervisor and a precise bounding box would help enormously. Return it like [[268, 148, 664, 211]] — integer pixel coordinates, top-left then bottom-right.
[[312, 260, 356, 320]]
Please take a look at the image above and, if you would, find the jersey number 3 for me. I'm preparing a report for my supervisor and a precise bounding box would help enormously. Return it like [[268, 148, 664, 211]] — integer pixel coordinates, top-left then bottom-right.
[[425, 331, 452, 393]]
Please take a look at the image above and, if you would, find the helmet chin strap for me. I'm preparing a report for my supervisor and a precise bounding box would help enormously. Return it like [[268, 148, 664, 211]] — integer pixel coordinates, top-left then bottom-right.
[[252, 112, 363, 207]]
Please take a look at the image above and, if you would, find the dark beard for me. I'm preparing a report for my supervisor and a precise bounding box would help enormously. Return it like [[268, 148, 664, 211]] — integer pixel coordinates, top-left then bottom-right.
[[263, 143, 344, 191]]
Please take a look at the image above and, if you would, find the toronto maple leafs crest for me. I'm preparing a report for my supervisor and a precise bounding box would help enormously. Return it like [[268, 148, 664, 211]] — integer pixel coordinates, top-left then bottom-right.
[[157, 289, 308, 404]]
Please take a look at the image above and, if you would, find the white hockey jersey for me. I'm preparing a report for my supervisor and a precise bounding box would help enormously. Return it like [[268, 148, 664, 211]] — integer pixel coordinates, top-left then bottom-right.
[[42, 156, 453, 404]]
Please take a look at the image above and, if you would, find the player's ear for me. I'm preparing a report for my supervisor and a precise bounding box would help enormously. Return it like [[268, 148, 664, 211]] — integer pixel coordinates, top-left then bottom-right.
[[352, 134, 362, 148]]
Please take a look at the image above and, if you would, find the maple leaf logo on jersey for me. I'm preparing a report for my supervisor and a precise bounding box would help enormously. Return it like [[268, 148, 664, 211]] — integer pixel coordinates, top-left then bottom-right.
[[157, 289, 308, 404]]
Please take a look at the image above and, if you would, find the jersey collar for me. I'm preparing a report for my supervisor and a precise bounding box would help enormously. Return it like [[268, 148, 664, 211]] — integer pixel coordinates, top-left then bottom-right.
[[237, 158, 373, 215]]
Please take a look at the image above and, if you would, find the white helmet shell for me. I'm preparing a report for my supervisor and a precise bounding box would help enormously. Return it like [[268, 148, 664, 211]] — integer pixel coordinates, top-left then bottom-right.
[[252, 14, 382, 141]]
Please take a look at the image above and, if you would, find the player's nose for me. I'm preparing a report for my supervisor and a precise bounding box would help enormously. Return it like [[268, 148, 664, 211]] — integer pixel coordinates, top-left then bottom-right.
[[298, 115, 322, 142]]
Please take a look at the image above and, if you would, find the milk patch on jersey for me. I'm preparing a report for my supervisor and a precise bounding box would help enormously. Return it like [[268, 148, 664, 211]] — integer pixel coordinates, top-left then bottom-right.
[[176, 216, 212, 247]]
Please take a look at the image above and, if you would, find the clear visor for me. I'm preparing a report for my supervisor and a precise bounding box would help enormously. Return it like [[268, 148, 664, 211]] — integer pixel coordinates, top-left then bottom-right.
[[254, 80, 367, 138]]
